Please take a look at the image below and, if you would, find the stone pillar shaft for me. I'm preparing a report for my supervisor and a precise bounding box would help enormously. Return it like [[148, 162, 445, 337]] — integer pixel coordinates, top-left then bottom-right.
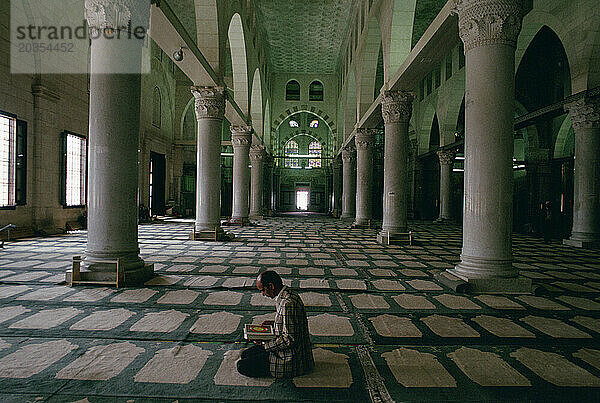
[[250, 145, 267, 218], [192, 86, 226, 234], [437, 150, 456, 221], [450, 0, 530, 291], [341, 145, 356, 219], [564, 96, 600, 247], [354, 129, 376, 227], [79, 0, 152, 284], [332, 158, 342, 217], [231, 127, 252, 222], [379, 91, 413, 237]]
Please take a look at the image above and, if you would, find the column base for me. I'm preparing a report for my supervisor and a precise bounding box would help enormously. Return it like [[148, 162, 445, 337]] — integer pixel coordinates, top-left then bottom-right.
[[435, 216, 452, 223], [563, 236, 600, 248], [190, 227, 232, 241], [226, 217, 251, 226], [249, 214, 263, 220], [377, 230, 412, 245], [446, 268, 531, 294], [340, 213, 355, 219], [66, 262, 154, 287], [352, 218, 373, 228]]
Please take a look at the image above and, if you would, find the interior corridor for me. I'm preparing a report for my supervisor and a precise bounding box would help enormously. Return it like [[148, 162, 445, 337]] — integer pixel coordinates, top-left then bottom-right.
[[0, 217, 599, 401]]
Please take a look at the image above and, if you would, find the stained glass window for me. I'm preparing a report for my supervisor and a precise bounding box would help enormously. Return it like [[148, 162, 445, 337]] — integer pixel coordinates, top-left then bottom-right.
[[0, 114, 16, 207], [308, 141, 321, 168], [289, 120, 299, 128], [284, 140, 299, 168], [310, 119, 319, 128]]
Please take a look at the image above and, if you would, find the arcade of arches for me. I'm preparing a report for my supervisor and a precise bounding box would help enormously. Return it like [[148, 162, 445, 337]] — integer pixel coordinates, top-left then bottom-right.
[[1, 0, 600, 400]]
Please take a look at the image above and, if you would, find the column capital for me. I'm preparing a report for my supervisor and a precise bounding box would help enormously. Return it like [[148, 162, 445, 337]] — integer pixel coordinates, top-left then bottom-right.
[[355, 128, 377, 150], [566, 96, 600, 130], [231, 126, 253, 147], [342, 144, 356, 162], [437, 149, 456, 165], [191, 86, 226, 120], [454, 0, 524, 52], [85, 0, 150, 31], [250, 144, 267, 161], [381, 90, 414, 124]]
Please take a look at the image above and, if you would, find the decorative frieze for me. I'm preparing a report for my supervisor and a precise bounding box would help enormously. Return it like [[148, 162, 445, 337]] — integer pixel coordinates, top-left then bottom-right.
[[355, 129, 377, 150], [250, 145, 267, 161], [342, 145, 356, 162], [566, 96, 600, 130], [85, 0, 150, 31], [381, 90, 414, 124], [191, 87, 226, 120], [437, 150, 456, 166], [231, 126, 253, 147], [454, 0, 524, 52]]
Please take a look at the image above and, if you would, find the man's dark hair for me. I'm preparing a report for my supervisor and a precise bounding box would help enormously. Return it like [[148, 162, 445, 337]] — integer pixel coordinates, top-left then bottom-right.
[[259, 270, 282, 287]]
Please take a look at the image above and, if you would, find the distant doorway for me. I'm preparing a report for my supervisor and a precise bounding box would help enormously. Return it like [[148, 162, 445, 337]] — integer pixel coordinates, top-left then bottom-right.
[[149, 151, 166, 216], [296, 189, 309, 211]]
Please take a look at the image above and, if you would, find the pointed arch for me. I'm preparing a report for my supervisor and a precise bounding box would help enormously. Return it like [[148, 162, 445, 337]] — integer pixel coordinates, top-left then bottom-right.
[[264, 99, 271, 151], [250, 68, 263, 139], [554, 115, 575, 159], [418, 102, 437, 153], [228, 13, 249, 114], [359, 16, 382, 119]]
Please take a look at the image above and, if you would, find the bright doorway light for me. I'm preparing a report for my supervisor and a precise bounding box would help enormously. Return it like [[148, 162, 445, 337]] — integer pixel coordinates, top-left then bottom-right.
[[296, 190, 309, 210]]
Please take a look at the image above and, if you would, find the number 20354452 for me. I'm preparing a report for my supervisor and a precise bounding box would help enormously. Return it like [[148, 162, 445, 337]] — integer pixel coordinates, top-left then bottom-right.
[[18, 42, 75, 53]]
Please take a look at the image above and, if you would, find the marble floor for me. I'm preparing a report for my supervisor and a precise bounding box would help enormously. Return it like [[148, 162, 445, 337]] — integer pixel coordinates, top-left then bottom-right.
[[0, 215, 599, 402]]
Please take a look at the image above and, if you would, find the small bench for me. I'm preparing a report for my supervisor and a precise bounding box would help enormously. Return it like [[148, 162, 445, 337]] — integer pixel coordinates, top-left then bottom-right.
[[70, 256, 123, 288], [386, 231, 413, 246]]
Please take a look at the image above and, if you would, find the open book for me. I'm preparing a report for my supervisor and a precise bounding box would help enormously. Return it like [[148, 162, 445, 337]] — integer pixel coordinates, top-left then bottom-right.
[[244, 323, 275, 341]]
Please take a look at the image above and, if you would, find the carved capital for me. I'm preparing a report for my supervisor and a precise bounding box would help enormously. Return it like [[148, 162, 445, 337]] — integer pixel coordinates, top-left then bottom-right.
[[231, 126, 253, 147], [381, 90, 414, 124], [191, 86, 226, 120], [566, 96, 600, 130], [342, 145, 356, 163], [437, 150, 456, 165], [355, 128, 377, 151], [85, 0, 150, 31], [454, 0, 524, 52], [250, 145, 267, 162]]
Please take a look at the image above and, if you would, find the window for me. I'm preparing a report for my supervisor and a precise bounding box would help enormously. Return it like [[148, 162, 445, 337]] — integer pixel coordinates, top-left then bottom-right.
[[289, 120, 299, 128], [308, 141, 322, 168], [0, 113, 26, 208], [284, 140, 299, 168], [152, 87, 161, 128], [310, 119, 319, 128], [0, 114, 16, 207], [434, 66, 441, 89], [309, 81, 324, 101], [62, 132, 87, 207], [286, 80, 300, 101]]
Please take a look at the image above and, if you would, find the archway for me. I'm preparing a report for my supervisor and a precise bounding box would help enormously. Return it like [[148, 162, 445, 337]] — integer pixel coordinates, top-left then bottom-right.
[[250, 68, 263, 139], [228, 13, 249, 114], [344, 70, 357, 139], [359, 17, 382, 118]]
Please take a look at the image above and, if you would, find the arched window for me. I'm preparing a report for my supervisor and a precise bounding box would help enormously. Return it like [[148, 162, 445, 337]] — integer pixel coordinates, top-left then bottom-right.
[[152, 87, 161, 128], [286, 80, 300, 101], [284, 140, 299, 168], [309, 81, 323, 101], [308, 141, 322, 168]]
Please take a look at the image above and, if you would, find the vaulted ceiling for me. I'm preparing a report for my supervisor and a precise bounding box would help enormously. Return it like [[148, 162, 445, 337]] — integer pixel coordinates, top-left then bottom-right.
[[255, 0, 358, 74]]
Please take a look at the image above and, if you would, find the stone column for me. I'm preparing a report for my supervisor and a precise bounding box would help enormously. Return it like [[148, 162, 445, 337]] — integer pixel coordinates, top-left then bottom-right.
[[340, 145, 356, 219], [265, 155, 274, 216], [354, 129, 376, 227], [231, 126, 252, 224], [436, 150, 456, 222], [332, 158, 342, 217], [249, 144, 267, 218], [408, 138, 419, 219], [377, 91, 413, 242], [73, 0, 153, 284], [448, 0, 530, 292], [563, 96, 600, 248], [191, 86, 227, 239]]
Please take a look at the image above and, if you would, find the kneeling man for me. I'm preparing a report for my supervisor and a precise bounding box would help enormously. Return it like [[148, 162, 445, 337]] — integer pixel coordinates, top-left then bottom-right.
[[237, 270, 314, 378]]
